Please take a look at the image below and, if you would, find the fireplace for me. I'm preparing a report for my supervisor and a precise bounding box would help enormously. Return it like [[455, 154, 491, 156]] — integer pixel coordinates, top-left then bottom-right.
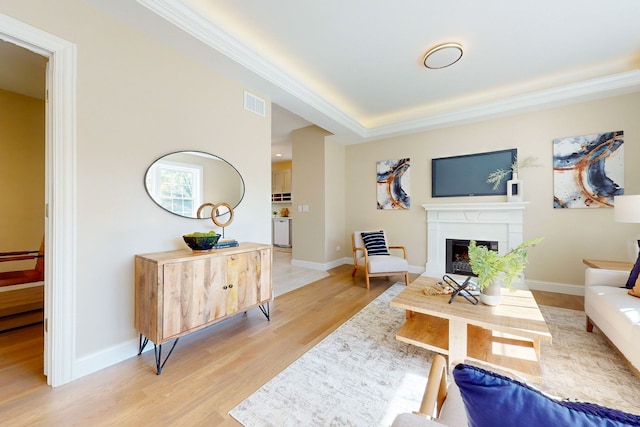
[[446, 239, 498, 276], [422, 202, 528, 281]]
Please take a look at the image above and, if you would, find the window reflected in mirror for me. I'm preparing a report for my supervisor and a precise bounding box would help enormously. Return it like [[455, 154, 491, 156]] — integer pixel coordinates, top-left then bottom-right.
[[144, 151, 244, 219]]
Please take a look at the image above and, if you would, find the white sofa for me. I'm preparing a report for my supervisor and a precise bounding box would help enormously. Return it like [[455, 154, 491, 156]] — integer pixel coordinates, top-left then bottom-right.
[[585, 267, 640, 372]]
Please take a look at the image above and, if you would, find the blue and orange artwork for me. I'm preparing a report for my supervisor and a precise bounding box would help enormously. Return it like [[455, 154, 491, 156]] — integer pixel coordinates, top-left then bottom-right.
[[553, 131, 624, 208], [377, 158, 410, 210]]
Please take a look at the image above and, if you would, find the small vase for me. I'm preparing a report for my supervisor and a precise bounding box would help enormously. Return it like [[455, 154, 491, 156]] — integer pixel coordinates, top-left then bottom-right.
[[480, 279, 502, 306], [507, 172, 523, 202]]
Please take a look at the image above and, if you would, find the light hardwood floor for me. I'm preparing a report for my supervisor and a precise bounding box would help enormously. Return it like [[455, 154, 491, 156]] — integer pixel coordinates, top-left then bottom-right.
[[0, 266, 583, 426]]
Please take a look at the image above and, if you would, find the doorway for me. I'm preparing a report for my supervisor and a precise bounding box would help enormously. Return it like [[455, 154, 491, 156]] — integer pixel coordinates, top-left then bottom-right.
[[0, 13, 77, 387], [0, 39, 47, 382]]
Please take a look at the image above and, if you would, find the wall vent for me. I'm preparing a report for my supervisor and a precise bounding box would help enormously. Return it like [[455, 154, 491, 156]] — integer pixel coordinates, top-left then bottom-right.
[[244, 91, 266, 116]]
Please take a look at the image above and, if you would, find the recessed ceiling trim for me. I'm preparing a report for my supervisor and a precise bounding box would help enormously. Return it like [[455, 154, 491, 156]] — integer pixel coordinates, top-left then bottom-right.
[[136, 1, 640, 144], [363, 70, 640, 140], [137, 0, 368, 137]]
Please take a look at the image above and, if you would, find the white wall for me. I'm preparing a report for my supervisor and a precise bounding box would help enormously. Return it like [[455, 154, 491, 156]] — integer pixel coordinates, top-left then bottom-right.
[[0, 0, 271, 377], [346, 92, 640, 288]]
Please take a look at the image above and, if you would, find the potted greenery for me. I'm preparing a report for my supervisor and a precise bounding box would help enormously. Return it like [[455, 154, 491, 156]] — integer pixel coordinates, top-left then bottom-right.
[[468, 237, 543, 305], [486, 156, 540, 191]]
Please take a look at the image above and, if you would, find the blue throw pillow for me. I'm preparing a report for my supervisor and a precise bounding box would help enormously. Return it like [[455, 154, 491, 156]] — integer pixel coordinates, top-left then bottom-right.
[[626, 252, 640, 289], [360, 231, 389, 256], [453, 363, 640, 427]]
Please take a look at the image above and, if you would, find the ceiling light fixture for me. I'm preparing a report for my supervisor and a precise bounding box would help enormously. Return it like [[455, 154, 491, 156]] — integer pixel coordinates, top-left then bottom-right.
[[275, 153, 282, 157], [423, 42, 464, 69]]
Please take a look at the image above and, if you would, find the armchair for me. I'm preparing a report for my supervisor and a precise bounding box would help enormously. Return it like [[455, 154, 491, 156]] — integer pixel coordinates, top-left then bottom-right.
[[351, 230, 409, 289]]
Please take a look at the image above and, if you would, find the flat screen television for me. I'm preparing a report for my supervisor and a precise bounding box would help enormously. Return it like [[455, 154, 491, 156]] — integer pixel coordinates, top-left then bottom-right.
[[431, 149, 517, 197]]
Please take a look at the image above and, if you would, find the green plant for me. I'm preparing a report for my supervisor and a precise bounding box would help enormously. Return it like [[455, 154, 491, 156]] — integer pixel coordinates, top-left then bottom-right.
[[468, 237, 543, 290], [486, 156, 540, 191]]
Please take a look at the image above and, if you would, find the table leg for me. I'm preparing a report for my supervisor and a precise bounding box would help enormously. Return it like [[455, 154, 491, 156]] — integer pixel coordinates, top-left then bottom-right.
[[448, 318, 467, 367], [533, 338, 541, 360]]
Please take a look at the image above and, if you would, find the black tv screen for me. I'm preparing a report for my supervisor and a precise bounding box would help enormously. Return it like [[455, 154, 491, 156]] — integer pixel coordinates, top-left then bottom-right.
[[432, 149, 517, 197]]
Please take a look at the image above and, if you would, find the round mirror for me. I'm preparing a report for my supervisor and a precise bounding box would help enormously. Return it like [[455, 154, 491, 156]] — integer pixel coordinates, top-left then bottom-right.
[[144, 151, 245, 219]]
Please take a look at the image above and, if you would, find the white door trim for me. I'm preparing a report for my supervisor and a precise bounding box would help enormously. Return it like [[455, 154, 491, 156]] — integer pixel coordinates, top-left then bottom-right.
[[0, 13, 77, 387]]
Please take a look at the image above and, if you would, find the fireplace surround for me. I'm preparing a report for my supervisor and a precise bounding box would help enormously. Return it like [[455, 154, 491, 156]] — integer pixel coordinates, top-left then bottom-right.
[[422, 202, 528, 281]]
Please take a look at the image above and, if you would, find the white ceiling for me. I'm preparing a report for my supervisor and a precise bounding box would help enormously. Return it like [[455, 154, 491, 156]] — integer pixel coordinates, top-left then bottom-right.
[[5, 1, 640, 162], [138, 0, 640, 146]]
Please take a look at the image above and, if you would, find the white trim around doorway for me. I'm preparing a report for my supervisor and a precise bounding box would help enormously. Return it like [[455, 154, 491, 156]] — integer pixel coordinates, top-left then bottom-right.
[[0, 13, 77, 387]]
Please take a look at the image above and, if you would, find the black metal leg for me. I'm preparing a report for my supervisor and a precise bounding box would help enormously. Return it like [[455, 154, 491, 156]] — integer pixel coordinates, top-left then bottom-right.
[[153, 338, 179, 375], [258, 302, 270, 321], [138, 334, 149, 355]]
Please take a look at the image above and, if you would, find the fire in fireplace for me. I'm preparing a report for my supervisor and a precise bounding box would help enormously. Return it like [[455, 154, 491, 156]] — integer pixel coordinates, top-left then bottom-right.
[[445, 239, 498, 276]]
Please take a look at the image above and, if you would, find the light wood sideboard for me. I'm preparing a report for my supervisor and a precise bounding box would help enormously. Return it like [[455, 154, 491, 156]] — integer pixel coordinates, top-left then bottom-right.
[[135, 242, 272, 374]]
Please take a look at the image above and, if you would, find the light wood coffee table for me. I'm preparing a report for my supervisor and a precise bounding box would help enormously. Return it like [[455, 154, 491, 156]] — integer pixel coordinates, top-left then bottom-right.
[[390, 276, 552, 382]]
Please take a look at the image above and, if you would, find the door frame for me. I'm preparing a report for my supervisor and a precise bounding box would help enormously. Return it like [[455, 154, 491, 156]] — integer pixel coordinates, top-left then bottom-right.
[[0, 13, 77, 387]]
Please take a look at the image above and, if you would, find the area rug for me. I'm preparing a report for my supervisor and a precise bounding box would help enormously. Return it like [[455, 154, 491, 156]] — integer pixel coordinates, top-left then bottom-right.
[[229, 283, 640, 426]]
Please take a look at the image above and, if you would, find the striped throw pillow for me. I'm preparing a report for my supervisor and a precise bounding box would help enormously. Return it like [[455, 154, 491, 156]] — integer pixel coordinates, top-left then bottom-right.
[[361, 231, 390, 256]]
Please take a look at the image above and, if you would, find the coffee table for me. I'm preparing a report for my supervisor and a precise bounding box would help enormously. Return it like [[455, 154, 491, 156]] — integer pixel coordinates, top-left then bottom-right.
[[390, 276, 552, 382]]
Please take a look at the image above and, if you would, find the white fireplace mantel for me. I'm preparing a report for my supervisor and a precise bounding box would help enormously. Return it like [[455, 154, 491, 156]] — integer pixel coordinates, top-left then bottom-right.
[[422, 202, 529, 279]]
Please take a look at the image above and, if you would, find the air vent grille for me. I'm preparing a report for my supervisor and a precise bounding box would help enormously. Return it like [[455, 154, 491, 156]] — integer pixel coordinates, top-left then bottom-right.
[[244, 91, 265, 116]]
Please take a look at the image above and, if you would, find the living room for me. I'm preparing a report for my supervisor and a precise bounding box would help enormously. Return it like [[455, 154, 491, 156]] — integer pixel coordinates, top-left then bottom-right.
[[2, 0, 640, 425]]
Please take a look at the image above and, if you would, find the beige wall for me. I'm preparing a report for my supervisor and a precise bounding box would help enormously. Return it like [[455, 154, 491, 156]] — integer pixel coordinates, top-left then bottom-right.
[[324, 138, 346, 263], [3, 0, 638, 380], [0, 89, 44, 272], [346, 92, 640, 287], [0, 0, 271, 365], [291, 126, 332, 263]]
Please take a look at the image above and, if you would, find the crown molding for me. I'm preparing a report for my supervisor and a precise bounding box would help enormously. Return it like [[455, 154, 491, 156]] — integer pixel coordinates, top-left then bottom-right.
[[364, 70, 640, 140], [137, 1, 640, 143], [137, 0, 367, 137]]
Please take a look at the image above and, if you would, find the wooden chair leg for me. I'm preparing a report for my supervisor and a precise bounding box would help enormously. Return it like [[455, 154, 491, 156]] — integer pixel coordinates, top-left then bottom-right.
[[365, 274, 370, 289], [418, 354, 448, 417], [351, 267, 357, 277], [404, 272, 409, 286]]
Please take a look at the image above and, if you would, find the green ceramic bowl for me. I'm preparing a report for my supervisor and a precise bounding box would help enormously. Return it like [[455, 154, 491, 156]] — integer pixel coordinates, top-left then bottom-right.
[[183, 234, 220, 251]]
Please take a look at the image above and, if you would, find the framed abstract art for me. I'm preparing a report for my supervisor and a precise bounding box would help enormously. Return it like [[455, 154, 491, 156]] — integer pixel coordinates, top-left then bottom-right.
[[553, 131, 624, 208], [377, 158, 410, 210]]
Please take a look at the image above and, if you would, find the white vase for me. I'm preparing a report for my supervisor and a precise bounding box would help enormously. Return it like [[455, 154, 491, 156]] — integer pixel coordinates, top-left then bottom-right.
[[507, 172, 523, 202], [480, 279, 502, 306]]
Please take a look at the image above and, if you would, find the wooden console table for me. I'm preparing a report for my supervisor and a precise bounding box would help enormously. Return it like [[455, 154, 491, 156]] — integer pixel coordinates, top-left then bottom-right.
[[390, 276, 552, 382], [582, 259, 633, 271], [135, 243, 272, 374]]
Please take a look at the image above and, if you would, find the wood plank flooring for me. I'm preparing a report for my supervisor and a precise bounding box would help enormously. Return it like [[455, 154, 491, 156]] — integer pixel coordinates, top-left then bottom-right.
[[0, 266, 583, 426]]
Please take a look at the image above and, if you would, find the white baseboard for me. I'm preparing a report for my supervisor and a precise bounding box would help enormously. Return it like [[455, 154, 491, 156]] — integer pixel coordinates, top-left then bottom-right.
[[291, 258, 335, 270], [74, 337, 152, 380], [293, 258, 424, 275], [525, 279, 585, 296]]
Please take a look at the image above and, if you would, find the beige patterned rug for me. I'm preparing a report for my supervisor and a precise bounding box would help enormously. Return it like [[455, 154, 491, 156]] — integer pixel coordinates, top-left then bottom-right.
[[229, 283, 640, 426]]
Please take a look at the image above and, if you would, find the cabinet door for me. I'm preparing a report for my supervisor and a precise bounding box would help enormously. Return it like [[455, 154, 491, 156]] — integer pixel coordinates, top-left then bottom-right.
[[282, 169, 291, 193], [227, 250, 271, 311], [162, 257, 227, 339], [272, 170, 284, 193]]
